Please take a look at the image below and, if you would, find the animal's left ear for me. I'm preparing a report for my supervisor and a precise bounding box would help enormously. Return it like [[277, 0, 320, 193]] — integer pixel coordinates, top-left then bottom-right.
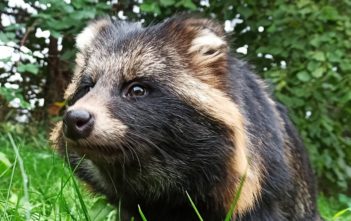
[[164, 18, 229, 87], [185, 18, 228, 65]]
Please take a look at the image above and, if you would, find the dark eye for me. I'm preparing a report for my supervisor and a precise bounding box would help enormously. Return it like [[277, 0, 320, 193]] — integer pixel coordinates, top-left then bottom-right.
[[125, 83, 148, 98]]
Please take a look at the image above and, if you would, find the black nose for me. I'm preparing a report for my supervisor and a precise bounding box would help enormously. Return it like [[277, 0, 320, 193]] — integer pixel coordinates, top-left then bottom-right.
[[63, 109, 94, 140]]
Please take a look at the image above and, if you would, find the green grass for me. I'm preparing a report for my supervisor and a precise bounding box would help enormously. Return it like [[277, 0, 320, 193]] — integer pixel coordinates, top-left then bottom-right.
[[0, 123, 350, 220], [186, 191, 204, 221], [0, 125, 116, 221]]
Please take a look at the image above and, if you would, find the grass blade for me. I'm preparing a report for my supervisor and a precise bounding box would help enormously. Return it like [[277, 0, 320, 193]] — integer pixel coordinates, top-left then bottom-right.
[[71, 175, 90, 221], [333, 208, 351, 219], [138, 205, 148, 221], [118, 199, 122, 221], [186, 191, 204, 221], [65, 145, 91, 221], [3, 145, 17, 220], [8, 133, 31, 221], [224, 172, 247, 221]]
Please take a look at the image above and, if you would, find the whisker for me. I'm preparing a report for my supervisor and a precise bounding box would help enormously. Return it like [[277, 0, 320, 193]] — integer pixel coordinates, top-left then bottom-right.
[[123, 138, 143, 174], [125, 129, 172, 160]]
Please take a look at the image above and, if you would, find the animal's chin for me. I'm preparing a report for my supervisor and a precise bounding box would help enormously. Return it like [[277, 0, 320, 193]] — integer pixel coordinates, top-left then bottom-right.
[[63, 138, 124, 162]]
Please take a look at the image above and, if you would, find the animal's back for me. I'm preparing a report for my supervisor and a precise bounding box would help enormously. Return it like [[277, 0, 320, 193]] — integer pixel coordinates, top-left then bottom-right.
[[220, 58, 319, 220]]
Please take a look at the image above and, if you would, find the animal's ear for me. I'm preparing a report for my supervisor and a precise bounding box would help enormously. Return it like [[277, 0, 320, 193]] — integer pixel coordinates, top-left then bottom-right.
[[164, 17, 229, 87], [67, 19, 110, 100], [184, 18, 228, 64], [76, 18, 111, 51]]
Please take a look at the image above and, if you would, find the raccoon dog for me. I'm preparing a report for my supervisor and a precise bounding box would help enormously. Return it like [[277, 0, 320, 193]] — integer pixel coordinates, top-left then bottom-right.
[[51, 16, 320, 221]]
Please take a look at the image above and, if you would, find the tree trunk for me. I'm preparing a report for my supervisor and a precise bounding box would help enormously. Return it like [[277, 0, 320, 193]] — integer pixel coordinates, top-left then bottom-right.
[[40, 36, 71, 121]]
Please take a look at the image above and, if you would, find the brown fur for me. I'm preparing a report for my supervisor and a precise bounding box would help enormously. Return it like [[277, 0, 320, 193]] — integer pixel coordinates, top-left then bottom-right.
[[51, 16, 320, 221]]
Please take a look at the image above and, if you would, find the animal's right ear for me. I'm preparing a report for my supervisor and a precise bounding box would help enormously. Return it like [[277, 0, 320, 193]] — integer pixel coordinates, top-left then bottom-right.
[[66, 19, 110, 101], [76, 19, 111, 51]]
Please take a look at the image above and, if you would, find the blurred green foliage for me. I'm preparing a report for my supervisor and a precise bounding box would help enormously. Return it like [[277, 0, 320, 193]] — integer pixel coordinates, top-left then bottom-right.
[[0, 0, 350, 193]]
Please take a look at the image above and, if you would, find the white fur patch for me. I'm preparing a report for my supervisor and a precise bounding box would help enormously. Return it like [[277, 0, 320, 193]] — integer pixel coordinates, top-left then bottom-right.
[[76, 26, 98, 51], [189, 29, 226, 54], [76, 20, 109, 51]]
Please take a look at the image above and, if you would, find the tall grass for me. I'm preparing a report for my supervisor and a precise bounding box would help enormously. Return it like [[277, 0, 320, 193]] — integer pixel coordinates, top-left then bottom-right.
[[0, 128, 115, 220], [0, 124, 349, 220], [7, 133, 30, 220], [184, 173, 247, 221], [64, 147, 90, 221]]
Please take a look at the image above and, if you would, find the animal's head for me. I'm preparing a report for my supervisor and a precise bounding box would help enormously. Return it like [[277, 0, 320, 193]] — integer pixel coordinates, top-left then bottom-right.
[[52, 16, 232, 157], [51, 16, 257, 210]]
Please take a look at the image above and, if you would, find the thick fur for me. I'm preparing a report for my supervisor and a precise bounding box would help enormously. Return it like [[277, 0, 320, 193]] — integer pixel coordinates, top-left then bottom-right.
[[51, 16, 320, 221]]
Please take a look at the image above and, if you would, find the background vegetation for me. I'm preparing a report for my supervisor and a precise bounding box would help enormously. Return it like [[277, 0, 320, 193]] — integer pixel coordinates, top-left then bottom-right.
[[0, 0, 350, 220]]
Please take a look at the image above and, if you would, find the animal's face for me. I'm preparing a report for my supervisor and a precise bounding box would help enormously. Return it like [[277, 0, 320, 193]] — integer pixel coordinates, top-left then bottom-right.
[[52, 18, 229, 156]]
